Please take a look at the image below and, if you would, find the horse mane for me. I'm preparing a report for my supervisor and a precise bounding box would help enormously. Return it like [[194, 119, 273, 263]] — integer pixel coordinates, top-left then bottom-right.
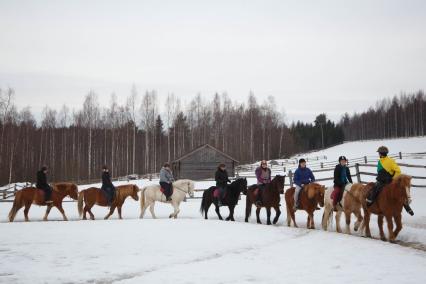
[[116, 184, 137, 201], [53, 182, 77, 193], [389, 174, 411, 201], [306, 183, 322, 199]]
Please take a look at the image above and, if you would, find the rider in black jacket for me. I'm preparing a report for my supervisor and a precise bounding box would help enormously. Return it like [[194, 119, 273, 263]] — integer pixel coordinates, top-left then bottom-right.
[[36, 165, 52, 203], [101, 165, 116, 205], [215, 163, 230, 206]]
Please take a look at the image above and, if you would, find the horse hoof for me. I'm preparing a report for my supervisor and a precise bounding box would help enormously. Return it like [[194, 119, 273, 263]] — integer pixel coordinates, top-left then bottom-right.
[[245, 219, 248, 223], [257, 221, 262, 224], [273, 221, 278, 225], [169, 215, 173, 218], [389, 239, 397, 244], [380, 237, 387, 242]]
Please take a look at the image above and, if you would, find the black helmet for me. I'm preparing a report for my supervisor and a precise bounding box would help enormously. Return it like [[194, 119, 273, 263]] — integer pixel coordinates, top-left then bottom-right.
[[41, 165, 48, 171], [219, 163, 226, 168], [338, 156, 347, 162], [102, 165, 109, 170], [163, 162, 171, 168], [377, 146, 389, 154], [298, 158, 306, 164]]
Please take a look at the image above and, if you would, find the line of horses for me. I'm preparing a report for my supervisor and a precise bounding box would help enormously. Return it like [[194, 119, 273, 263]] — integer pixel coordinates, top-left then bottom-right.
[[6, 174, 413, 243]]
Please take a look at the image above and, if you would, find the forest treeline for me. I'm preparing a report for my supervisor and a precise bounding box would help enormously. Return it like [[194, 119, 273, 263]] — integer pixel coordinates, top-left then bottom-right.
[[0, 87, 424, 185]]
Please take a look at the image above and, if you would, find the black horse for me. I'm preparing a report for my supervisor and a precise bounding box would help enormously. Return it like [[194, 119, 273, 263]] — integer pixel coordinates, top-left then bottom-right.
[[200, 178, 247, 221]]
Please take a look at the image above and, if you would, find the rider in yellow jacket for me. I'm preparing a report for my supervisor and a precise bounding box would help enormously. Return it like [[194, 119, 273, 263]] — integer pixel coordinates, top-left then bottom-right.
[[367, 146, 414, 215]]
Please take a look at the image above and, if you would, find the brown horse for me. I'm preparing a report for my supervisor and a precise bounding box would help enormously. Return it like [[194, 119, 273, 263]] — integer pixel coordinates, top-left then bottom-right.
[[245, 175, 285, 225], [78, 184, 139, 220], [8, 182, 79, 222], [361, 174, 412, 243], [285, 183, 325, 229]]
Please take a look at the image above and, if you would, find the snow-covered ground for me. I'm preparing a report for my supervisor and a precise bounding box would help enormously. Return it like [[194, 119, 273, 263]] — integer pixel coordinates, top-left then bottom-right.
[[1, 137, 426, 283]]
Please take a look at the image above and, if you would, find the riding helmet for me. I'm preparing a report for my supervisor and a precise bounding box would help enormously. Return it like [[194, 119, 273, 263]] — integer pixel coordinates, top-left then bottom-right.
[[41, 165, 48, 171], [102, 165, 109, 170], [338, 156, 347, 162], [377, 146, 389, 154], [298, 158, 306, 164], [163, 162, 171, 168]]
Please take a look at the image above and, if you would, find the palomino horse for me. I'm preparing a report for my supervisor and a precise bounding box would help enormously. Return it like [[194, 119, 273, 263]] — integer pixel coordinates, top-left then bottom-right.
[[285, 183, 325, 229], [361, 175, 412, 243], [78, 184, 140, 220], [245, 175, 285, 225], [139, 179, 195, 219], [200, 178, 247, 221], [322, 183, 365, 234], [8, 183, 79, 222]]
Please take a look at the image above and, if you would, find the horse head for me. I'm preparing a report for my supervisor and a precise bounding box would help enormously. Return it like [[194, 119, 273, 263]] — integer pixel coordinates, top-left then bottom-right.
[[395, 174, 412, 204], [307, 183, 325, 207], [232, 178, 247, 193], [272, 175, 285, 192], [131, 185, 140, 201], [69, 184, 79, 200], [187, 180, 195, 198]]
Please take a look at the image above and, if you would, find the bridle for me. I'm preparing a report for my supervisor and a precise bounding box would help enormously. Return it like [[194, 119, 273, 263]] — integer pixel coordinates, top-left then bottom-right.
[[173, 182, 193, 196]]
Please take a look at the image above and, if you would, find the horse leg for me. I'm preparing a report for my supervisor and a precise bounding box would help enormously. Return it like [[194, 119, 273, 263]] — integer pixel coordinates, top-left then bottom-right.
[[140, 201, 148, 219], [43, 204, 53, 221], [23, 201, 32, 222], [104, 205, 116, 220], [245, 198, 252, 223], [353, 208, 363, 233], [286, 205, 291, 227], [291, 206, 298, 227], [344, 210, 351, 235], [385, 215, 396, 243], [310, 213, 315, 229], [149, 201, 157, 219], [204, 200, 212, 220], [256, 207, 262, 224], [117, 206, 123, 219], [393, 213, 402, 239], [273, 206, 281, 225], [215, 204, 223, 220], [335, 211, 342, 233], [266, 207, 272, 225], [56, 204, 68, 221], [88, 206, 95, 220], [378, 215, 386, 241], [226, 205, 235, 221], [170, 202, 180, 219], [362, 211, 372, 238]]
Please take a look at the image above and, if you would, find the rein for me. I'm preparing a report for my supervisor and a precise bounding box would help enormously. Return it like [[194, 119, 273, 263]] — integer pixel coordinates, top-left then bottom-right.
[[173, 184, 191, 195]]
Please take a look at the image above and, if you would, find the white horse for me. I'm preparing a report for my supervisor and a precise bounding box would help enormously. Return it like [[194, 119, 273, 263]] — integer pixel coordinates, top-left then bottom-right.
[[322, 183, 365, 234], [139, 179, 195, 219]]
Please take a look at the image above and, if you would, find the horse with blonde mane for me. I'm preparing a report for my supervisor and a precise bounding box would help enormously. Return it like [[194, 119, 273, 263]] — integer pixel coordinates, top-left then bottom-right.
[[8, 182, 79, 222], [77, 184, 139, 220], [361, 174, 412, 243], [322, 183, 365, 234], [285, 183, 325, 229], [139, 179, 195, 219]]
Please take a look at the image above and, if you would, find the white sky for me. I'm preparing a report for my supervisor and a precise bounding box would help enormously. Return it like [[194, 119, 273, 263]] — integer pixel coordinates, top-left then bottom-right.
[[0, 0, 425, 123]]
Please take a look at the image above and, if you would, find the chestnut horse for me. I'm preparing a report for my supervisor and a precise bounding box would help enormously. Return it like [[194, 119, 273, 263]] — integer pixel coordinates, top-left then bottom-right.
[[245, 175, 285, 225], [78, 184, 140, 220], [285, 183, 325, 229], [322, 183, 365, 234], [8, 182, 79, 222], [361, 175, 412, 243]]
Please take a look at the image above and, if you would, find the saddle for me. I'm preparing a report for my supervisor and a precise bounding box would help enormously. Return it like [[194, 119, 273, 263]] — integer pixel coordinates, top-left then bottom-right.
[[160, 187, 173, 195], [212, 187, 226, 199]]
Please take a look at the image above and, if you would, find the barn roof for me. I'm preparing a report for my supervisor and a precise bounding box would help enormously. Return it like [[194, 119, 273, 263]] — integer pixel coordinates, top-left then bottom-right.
[[171, 144, 239, 163]]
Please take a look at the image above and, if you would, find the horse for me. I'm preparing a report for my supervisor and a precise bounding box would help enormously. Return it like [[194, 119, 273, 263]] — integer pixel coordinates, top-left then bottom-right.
[[139, 179, 195, 219], [285, 183, 325, 229], [200, 178, 247, 221], [244, 175, 285, 225], [8, 182, 79, 222], [322, 183, 365, 234], [360, 174, 412, 243], [78, 184, 140, 220]]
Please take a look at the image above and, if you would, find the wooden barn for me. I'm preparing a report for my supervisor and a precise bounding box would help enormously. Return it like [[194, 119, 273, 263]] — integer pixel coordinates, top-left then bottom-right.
[[171, 144, 239, 180]]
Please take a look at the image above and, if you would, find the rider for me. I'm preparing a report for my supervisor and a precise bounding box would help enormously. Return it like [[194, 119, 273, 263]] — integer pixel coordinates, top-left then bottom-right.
[[215, 163, 231, 206], [36, 165, 53, 203], [332, 156, 353, 211], [366, 146, 414, 215], [101, 165, 116, 206], [255, 160, 271, 207], [159, 163, 175, 201], [293, 158, 315, 210]]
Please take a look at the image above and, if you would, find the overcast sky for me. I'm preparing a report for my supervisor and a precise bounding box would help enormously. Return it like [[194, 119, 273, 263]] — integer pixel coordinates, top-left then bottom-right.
[[0, 0, 425, 123]]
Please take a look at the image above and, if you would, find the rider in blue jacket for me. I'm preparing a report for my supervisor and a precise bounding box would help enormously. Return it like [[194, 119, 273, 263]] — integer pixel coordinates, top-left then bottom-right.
[[293, 158, 315, 210]]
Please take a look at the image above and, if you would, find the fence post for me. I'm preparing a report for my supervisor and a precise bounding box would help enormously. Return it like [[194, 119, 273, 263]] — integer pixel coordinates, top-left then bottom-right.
[[236, 168, 240, 178], [355, 163, 361, 183], [320, 162, 323, 169], [289, 170, 293, 187], [364, 156, 367, 164], [399, 152, 402, 159], [283, 166, 286, 173]]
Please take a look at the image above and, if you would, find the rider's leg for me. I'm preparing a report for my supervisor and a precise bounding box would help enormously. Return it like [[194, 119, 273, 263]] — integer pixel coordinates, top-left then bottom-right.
[[293, 185, 301, 210]]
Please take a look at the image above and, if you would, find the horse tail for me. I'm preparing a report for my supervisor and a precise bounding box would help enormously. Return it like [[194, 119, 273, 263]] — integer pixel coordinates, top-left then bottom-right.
[[322, 204, 333, 231], [77, 190, 84, 218], [8, 190, 23, 222], [200, 190, 207, 216], [139, 187, 146, 217]]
